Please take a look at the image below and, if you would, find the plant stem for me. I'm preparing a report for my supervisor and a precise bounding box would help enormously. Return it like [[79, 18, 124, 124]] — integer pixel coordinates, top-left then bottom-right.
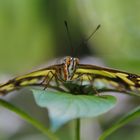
[[99, 106, 140, 140], [75, 118, 80, 140], [0, 99, 59, 140]]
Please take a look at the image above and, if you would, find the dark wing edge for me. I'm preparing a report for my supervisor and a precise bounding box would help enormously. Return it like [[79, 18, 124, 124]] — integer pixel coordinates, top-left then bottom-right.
[[0, 64, 63, 95], [76, 64, 140, 93]]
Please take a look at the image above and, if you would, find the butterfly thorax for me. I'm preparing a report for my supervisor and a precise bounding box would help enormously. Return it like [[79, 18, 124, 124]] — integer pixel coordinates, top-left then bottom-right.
[[58, 56, 79, 82]]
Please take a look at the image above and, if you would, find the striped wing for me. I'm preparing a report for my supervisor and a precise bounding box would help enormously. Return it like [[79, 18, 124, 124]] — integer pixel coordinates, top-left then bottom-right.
[[0, 64, 63, 95], [75, 64, 140, 93]]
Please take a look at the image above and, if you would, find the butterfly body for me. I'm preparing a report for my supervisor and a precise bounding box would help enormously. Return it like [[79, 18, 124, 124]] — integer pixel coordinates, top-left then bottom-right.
[[0, 56, 140, 95], [58, 56, 79, 81]]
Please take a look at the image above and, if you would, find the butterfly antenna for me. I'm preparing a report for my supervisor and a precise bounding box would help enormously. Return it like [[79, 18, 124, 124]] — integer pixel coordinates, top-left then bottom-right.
[[84, 24, 101, 42], [64, 20, 74, 55], [75, 24, 101, 56]]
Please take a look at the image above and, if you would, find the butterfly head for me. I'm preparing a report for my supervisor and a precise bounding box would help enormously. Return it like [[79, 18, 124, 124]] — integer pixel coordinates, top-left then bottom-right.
[[61, 56, 79, 81]]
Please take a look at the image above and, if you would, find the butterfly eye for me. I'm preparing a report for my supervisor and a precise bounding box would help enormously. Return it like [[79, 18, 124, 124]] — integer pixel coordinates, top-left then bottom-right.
[[65, 57, 71, 65]]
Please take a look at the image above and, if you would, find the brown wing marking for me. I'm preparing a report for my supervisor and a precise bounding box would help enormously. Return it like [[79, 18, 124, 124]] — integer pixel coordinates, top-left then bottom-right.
[[76, 64, 140, 92], [0, 64, 63, 95]]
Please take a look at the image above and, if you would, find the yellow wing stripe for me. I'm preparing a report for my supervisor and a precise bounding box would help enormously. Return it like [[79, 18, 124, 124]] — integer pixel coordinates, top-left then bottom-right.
[[108, 81, 119, 87], [76, 69, 136, 86], [0, 84, 15, 92], [76, 69, 116, 78], [0, 69, 56, 94], [116, 73, 135, 85], [72, 74, 92, 81], [16, 69, 55, 80], [20, 79, 38, 86]]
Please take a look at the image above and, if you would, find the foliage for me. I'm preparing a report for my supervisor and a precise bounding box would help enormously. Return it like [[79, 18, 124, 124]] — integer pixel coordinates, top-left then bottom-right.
[[32, 89, 116, 131]]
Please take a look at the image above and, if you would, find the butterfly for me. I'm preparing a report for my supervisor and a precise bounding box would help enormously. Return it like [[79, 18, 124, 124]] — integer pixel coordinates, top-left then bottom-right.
[[0, 56, 140, 96]]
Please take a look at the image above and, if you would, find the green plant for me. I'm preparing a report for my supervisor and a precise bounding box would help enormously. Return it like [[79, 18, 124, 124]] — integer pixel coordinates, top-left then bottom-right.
[[0, 84, 140, 140]]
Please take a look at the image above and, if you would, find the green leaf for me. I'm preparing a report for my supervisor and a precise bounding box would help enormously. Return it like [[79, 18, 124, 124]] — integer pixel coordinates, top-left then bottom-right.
[[99, 106, 140, 140], [32, 89, 117, 131], [0, 98, 58, 140]]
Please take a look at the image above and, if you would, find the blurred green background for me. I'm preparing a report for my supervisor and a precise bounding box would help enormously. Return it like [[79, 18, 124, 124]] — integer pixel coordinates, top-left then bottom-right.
[[0, 0, 140, 140]]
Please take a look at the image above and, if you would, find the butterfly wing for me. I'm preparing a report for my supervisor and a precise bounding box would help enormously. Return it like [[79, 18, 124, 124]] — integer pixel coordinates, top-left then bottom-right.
[[75, 64, 140, 93], [0, 64, 63, 95]]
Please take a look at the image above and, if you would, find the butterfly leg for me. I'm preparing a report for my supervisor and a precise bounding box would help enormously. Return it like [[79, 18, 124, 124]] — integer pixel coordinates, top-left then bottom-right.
[[86, 75, 100, 95], [75, 73, 100, 95], [40, 71, 55, 90], [41, 71, 68, 92]]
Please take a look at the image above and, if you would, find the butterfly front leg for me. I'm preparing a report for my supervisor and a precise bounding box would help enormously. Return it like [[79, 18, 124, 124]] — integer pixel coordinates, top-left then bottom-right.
[[41, 71, 56, 90], [41, 71, 65, 92]]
